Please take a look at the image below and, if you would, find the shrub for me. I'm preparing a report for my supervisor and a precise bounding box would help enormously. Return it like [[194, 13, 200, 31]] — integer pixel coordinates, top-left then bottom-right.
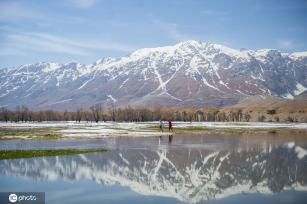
[[258, 115, 266, 122], [287, 116, 294, 122], [267, 109, 276, 115]]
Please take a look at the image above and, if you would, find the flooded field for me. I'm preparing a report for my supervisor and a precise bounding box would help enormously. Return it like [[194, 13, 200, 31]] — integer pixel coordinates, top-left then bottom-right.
[[0, 122, 307, 203]]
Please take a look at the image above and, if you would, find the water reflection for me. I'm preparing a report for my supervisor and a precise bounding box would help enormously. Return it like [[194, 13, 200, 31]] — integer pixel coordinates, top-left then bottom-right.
[[0, 142, 306, 203], [168, 135, 173, 144]]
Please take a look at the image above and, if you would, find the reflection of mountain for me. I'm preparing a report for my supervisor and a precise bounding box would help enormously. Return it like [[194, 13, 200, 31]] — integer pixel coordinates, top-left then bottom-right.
[[0, 143, 306, 203]]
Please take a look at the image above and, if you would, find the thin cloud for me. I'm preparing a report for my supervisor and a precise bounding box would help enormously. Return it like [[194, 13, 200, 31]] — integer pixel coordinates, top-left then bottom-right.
[[0, 48, 28, 57], [7, 33, 88, 55], [202, 9, 227, 16], [64, 0, 98, 9], [149, 16, 190, 42], [276, 39, 307, 52], [277, 39, 294, 49], [201, 9, 230, 22], [253, 1, 307, 11], [0, 1, 82, 27], [0, 1, 44, 22], [1, 30, 135, 56]]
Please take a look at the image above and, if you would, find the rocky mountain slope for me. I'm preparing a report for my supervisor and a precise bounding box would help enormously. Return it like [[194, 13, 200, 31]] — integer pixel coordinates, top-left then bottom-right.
[[1, 40, 307, 110]]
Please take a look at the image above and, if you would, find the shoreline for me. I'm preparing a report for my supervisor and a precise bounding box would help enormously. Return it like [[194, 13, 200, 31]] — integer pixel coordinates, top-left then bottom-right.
[[1, 121, 307, 140]]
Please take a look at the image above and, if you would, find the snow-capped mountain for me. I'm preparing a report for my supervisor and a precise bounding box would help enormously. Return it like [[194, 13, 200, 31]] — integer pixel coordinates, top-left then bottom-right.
[[0, 143, 306, 203], [1, 40, 307, 110]]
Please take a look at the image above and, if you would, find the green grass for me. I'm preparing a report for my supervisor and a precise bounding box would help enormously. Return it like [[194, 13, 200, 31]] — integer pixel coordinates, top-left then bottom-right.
[[0, 127, 65, 140], [0, 149, 108, 160], [173, 126, 213, 133]]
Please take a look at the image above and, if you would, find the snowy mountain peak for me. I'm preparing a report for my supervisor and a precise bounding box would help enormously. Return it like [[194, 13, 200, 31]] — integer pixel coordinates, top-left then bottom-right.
[[255, 49, 281, 57], [94, 57, 115, 65], [211, 43, 250, 59], [0, 40, 307, 110], [289, 51, 307, 60], [175, 39, 205, 48], [41, 62, 62, 72]]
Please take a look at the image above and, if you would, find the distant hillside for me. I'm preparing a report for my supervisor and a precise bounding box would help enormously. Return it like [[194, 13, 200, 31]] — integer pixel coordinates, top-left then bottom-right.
[[295, 90, 307, 100], [219, 94, 307, 122]]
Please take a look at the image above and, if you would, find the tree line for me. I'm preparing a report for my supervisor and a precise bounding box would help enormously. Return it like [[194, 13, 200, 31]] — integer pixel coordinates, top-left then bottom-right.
[[0, 104, 258, 123]]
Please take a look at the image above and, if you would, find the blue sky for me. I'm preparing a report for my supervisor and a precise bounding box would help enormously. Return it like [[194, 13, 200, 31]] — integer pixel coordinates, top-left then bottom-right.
[[0, 0, 306, 68]]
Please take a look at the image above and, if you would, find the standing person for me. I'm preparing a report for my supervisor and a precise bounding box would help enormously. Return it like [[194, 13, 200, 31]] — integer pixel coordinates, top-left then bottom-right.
[[159, 119, 164, 132], [168, 119, 173, 132]]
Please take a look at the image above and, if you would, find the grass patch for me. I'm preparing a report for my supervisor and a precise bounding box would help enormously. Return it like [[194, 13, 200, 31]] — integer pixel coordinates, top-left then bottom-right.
[[173, 126, 213, 133], [0, 127, 65, 140], [0, 149, 108, 160]]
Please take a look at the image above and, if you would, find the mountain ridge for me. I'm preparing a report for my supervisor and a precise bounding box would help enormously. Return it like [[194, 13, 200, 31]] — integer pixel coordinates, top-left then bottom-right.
[[1, 40, 307, 110]]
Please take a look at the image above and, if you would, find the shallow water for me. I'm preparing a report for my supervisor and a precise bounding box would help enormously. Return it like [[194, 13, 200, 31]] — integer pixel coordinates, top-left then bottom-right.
[[0, 133, 307, 203]]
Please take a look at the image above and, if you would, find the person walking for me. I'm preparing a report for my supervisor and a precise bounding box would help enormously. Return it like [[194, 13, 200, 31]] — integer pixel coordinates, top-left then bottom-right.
[[168, 119, 173, 132], [159, 119, 164, 132]]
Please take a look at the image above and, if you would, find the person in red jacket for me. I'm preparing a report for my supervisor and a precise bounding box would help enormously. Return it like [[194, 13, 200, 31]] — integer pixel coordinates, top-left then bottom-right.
[[168, 119, 173, 132]]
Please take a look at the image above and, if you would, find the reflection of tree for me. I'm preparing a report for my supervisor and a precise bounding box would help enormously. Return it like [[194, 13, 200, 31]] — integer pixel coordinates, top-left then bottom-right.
[[0, 143, 306, 203], [266, 146, 307, 192]]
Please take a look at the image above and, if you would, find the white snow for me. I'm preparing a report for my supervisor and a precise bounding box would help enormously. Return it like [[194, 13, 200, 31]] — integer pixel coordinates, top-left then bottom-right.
[[0, 121, 173, 138], [282, 92, 294, 99], [52, 99, 72, 104], [159, 92, 182, 101], [294, 83, 307, 95], [255, 49, 273, 56], [295, 146, 307, 159], [284, 142, 295, 149], [172, 121, 307, 129], [213, 44, 250, 59], [202, 77, 220, 91], [289, 51, 307, 60], [42, 62, 61, 72], [119, 78, 129, 89], [218, 80, 230, 89], [1, 121, 307, 140], [152, 60, 165, 91], [77, 79, 91, 89], [284, 142, 307, 159], [107, 95, 117, 103], [236, 89, 248, 95]]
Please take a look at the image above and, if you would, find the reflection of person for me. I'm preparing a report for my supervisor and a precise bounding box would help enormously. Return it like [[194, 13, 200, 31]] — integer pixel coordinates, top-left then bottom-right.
[[168, 134, 173, 144], [168, 119, 173, 132], [159, 119, 164, 132], [159, 135, 163, 145]]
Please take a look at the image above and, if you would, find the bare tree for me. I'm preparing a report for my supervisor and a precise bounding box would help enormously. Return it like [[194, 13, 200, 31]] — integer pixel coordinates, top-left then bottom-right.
[[76, 107, 83, 123], [90, 103, 103, 123], [109, 103, 116, 121], [0, 107, 10, 122]]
